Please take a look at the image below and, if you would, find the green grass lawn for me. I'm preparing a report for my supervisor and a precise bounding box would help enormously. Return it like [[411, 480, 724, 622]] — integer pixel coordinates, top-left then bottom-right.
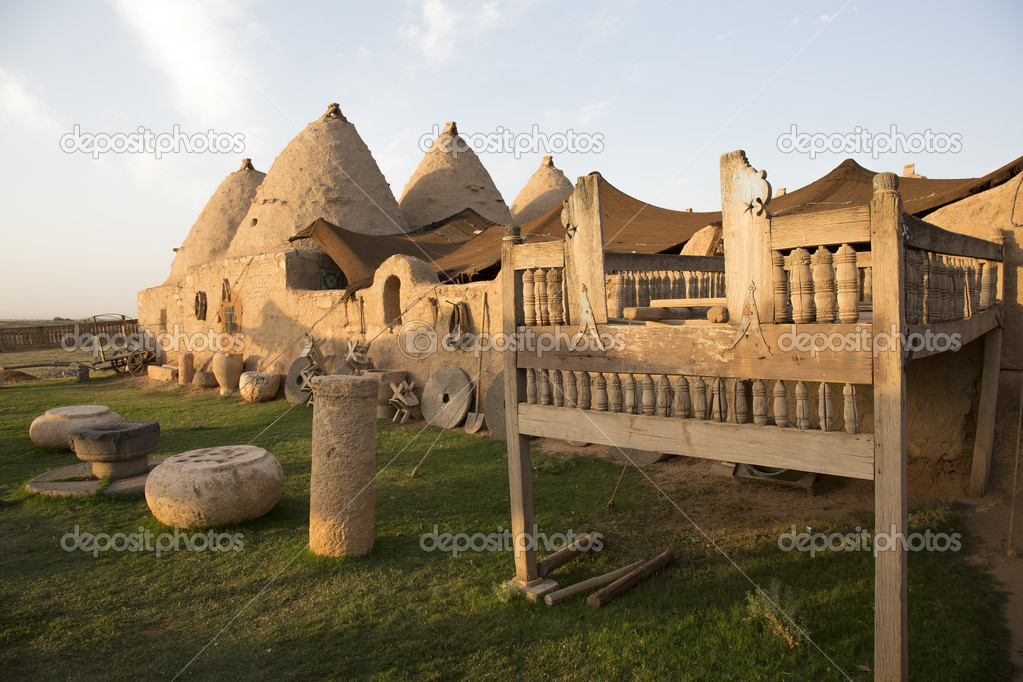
[[0, 376, 1014, 680]]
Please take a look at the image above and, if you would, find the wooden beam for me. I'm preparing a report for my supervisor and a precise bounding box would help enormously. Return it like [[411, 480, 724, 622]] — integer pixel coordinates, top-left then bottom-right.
[[970, 327, 1002, 497], [586, 550, 673, 607], [902, 213, 1003, 261], [537, 531, 603, 578], [501, 225, 539, 585], [648, 297, 727, 308], [604, 252, 725, 273], [508, 240, 565, 271], [517, 404, 875, 479], [517, 323, 874, 385], [870, 172, 909, 681], [544, 560, 645, 606], [721, 151, 774, 322], [903, 306, 1001, 359], [770, 206, 871, 251]]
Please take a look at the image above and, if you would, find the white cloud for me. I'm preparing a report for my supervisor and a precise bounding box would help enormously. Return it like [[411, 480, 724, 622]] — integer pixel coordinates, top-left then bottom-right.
[[578, 100, 610, 126], [716, 30, 735, 40], [0, 68, 57, 131], [400, 0, 505, 63], [813, 14, 836, 24], [789, 16, 800, 26], [109, 0, 261, 126]]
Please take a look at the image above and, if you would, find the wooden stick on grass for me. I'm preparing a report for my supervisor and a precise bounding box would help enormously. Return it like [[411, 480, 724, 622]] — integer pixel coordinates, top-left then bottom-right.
[[586, 549, 673, 608], [536, 531, 603, 578], [544, 560, 645, 606]]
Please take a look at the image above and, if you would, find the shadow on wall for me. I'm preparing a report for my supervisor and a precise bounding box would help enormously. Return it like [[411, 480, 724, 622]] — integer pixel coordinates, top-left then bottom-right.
[[383, 275, 402, 330], [245, 297, 348, 374]]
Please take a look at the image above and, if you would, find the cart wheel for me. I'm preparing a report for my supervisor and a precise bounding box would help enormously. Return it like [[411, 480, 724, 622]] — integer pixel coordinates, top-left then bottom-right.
[[127, 352, 147, 376], [112, 358, 127, 374]]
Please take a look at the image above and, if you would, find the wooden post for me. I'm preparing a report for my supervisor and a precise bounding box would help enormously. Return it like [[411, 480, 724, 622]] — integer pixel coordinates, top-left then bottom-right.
[[720, 151, 774, 323], [501, 224, 539, 585], [870, 172, 909, 682], [562, 174, 608, 325], [970, 327, 1002, 497]]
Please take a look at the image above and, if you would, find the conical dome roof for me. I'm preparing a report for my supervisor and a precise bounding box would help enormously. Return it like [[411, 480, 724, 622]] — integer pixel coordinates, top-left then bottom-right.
[[509, 156, 573, 225], [166, 158, 265, 283], [225, 103, 407, 258], [398, 121, 512, 229]]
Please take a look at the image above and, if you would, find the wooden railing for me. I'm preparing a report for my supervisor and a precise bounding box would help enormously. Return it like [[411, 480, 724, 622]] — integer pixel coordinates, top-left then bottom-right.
[[0, 318, 140, 352]]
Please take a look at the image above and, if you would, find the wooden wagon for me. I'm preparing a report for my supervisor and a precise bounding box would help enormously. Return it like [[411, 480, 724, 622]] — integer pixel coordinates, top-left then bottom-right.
[[500, 151, 1004, 681]]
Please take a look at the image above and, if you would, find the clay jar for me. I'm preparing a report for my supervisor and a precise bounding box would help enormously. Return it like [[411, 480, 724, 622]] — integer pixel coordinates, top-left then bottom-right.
[[211, 352, 244, 397]]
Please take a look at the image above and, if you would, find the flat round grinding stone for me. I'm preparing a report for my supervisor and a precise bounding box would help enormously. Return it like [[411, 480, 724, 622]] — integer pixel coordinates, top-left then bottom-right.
[[421, 367, 472, 429], [484, 371, 506, 441]]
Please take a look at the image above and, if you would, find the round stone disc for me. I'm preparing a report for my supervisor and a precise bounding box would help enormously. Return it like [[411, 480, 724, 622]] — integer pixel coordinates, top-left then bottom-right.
[[284, 358, 311, 404], [421, 367, 472, 429], [484, 371, 506, 441]]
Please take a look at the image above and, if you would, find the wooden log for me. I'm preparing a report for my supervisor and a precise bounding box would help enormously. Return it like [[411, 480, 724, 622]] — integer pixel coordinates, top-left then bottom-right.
[[544, 560, 646, 606], [537, 531, 604, 578], [623, 307, 693, 322], [586, 550, 673, 608], [648, 297, 726, 308]]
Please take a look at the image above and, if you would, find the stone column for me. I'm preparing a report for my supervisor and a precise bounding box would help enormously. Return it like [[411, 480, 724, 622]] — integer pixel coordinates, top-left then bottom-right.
[[178, 352, 194, 386], [309, 374, 377, 557]]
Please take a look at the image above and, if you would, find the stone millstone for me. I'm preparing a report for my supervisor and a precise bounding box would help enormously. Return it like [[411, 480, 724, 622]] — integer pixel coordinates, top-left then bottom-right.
[[70, 419, 160, 479], [421, 367, 472, 429], [284, 357, 313, 404], [145, 445, 284, 529], [484, 371, 506, 441], [29, 405, 122, 451]]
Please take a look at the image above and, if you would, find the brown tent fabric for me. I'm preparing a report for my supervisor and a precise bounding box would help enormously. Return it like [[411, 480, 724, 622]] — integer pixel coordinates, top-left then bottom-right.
[[295, 155, 1023, 294]]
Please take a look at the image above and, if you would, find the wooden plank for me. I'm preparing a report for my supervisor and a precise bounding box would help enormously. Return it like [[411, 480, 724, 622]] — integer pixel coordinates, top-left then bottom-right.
[[903, 213, 1003, 261], [721, 151, 774, 323], [870, 172, 909, 681], [623, 307, 692, 321], [501, 225, 538, 585], [508, 241, 565, 271], [903, 306, 1001, 359], [587, 550, 673, 608], [770, 206, 871, 251], [604, 252, 725, 273], [970, 327, 1002, 497], [648, 297, 727, 308], [517, 323, 874, 385], [562, 174, 608, 325], [545, 560, 645, 606], [517, 404, 876, 479]]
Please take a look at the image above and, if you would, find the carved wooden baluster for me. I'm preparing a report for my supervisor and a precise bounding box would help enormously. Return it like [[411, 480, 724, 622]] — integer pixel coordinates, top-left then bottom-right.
[[662, 271, 671, 300], [812, 246, 837, 323], [526, 368, 536, 405], [843, 383, 858, 434], [522, 269, 536, 325], [922, 253, 934, 323], [956, 260, 967, 320], [549, 268, 564, 325], [552, 369, 564, 407], [593, 373, 608, 411], [610, 273, 624, 319], [678, 271, 688, 298], [935, 256, 947, 322], [535, 268, 549, 326], [964, 260, 976, 318], [641, 374, 655, 416], [789, 248, 815, 324], [710, 377, 727, 422], [773, 380, 788, 427], [772, 251, 792, 323], [564, 370, 577, 408], [752, 379, 768, 426], [903, 251, 916, 325], [672, 376, 690, 418], [623, 373, 637, 414], [688, 271, 698, 301], [794, 381, 810, 429], [578, 371, 591, 410], [637, 272, 649, 307], [834, 244, 859, 324], [731, 379, 748, 424], [818, 382, 833, 432], [667, 271, 678, 299], [861, 266, 873, 307], [980, 261, 994, 310], [608, 373, 622, 413], [657, 375, 671, 417], [691, 377, 708, 420], [539, 369, 552, 406]]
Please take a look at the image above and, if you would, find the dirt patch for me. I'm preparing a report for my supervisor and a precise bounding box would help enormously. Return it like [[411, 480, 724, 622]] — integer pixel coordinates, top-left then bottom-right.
[[3, 369, 38, 382]]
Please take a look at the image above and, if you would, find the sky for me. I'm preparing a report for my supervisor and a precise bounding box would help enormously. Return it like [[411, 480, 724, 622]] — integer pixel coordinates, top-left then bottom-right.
[[0, 0, 1020, 319]]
